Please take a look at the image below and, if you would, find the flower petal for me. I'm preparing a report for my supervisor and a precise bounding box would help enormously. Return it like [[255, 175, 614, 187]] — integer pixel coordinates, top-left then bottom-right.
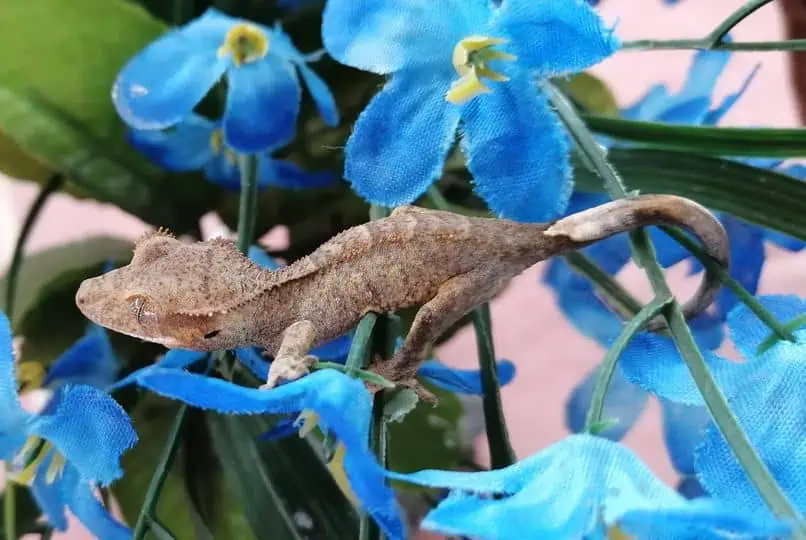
[[258, 417, 300, 441], [128, 115, 215, 171], [296, 63, 339, 126], [31, 454, 69, 531], [0, 311, 26, 430], [714, 216, 765, 319], [417, 359, 516, 395], [660, 400, 709, 475], [106, 349, 206, 392], [29, 385, 137, 485], [311, 334, 354, 360], [676, 476, 707, 499], [112, 30, 229, 130], [204, 154, 240, 190], [695, 337, 806, 515], [322, 0, 487, 74], [493, 0, 619, 76], [462, 76, 572, 222], [621, 84, 672, 121], [345, 72, 460, 206], [248, 245, 282, 270], [62, 465, 132, 540], [727, 295, 806, 362], [224, 56, 301, 153], [565, 365, 648, 441], [676, 49, 731, 105], [135, 368, 406, 538], [619, 333, 748, 406], [44, 326, 118, 389], [702, 65, 759, 125], [259, 157, 339, 190]]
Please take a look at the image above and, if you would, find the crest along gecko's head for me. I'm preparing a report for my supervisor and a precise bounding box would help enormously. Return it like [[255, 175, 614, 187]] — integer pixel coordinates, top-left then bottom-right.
[[75, 230, 268, 351]]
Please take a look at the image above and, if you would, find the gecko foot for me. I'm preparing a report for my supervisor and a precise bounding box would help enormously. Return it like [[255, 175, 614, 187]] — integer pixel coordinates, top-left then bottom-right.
[[261, 354, 318, 390], [366, 355, 437, 405]]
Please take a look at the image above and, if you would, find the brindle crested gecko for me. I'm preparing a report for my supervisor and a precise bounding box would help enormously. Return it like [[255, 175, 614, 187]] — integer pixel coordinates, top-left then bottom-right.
[[76, 194, 728, 399]]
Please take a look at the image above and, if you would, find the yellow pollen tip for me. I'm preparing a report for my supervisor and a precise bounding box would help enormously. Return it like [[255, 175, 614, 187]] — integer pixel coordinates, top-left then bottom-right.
[[218, 23, 269, 67], [45, 451, 67, 484], [295, 409, 320, 437], [447, 35, 516, 104], [326, 443, 358, 505], [10, 439, 52, 486], [16, 361, 45, 392], [210, 129, 224, 154]]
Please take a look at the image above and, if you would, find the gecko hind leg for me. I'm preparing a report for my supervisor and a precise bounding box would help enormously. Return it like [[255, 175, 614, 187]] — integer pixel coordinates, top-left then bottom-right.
[[262, 320, 318, 390], [371, 269, 508, 402]]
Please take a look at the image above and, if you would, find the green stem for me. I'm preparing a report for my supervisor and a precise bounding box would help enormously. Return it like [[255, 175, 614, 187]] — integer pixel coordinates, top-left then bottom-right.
[[584, 296, 671, 431], [131, 404, 189, 540], [705, 0, 776, 47], [236, 154, 260, 255], [360, 392, 388, 540], [345, 314, 378, 376], [659, 225, 796, 343], [4, 476, 15, 540], [622, 0, 788, 51], [4, 174, 63, 321], [621, 38, 806, 52], [545, 79, 805, 532], [562, 251, 643, 320], [471, 305, 516, 468]]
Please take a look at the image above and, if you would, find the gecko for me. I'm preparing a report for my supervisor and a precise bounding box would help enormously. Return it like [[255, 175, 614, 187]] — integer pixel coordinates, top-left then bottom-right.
[[75, 194, 728, 400]]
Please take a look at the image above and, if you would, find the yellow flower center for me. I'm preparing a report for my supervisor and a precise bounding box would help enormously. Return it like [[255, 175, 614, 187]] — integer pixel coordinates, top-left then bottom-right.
[[218, 23, 270, 67], [446, 35, 516, 104], [9, 438, 65, 486], [209, 129, 237, 164], [16, 361, 45, 393]]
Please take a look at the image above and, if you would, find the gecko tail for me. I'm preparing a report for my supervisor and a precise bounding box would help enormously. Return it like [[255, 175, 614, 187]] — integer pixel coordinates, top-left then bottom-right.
[[544, 194, 729, 332]]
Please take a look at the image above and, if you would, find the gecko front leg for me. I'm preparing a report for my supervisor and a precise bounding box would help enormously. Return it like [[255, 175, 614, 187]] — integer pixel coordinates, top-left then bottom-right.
[[262, 320, 318, 389]]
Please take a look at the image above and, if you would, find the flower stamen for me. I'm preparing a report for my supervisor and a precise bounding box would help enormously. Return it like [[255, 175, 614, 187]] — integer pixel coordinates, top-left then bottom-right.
[[446, 36, 516, 104], [218, 23, 270, 67]]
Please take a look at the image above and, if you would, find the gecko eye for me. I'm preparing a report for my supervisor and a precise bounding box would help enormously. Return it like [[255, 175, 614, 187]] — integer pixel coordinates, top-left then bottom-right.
[[126, 295, 159, 327]]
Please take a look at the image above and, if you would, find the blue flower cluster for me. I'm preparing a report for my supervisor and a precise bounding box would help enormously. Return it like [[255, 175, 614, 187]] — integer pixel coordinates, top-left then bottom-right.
[[543, 46, 806, 494]]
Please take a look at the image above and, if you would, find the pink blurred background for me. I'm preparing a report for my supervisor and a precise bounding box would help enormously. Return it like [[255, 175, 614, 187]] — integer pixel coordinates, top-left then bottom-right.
[[2, 0, 805, 537]]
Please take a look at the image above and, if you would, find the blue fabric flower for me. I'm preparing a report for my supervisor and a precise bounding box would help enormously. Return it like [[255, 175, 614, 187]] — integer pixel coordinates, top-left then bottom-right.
[[129, 114, 337, 191], [322, 0, 618, 222], [695, 295, 806, 519], [113, 9, 338, 153], [0, 312, 137, 539], [43, 324, 119, 389], [132, 367, 407, 539], [387, 434, 788, 539]]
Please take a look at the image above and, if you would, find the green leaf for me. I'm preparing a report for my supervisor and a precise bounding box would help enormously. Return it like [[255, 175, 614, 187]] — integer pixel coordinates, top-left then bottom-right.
[[383, 389, 419, 424], [0, 2, 218, 231], [206, 413, 358, 540], [387, 386, 465, 475], [573, 148, 806, 241], [584, 115, 806, 157], [114, 398, 205, 539], [554, 73, 620, 116]]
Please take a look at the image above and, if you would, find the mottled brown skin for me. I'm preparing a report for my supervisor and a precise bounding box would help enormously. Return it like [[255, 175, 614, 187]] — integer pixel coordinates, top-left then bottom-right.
[[75, 195, 729, 397]]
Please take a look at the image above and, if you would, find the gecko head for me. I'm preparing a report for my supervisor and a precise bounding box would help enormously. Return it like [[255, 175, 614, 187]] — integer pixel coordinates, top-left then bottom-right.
[[75, 230, 236, 350]]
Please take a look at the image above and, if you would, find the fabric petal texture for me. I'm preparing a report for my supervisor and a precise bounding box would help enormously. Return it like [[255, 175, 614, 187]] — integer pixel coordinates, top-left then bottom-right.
[[322, 0, 486, 74], [43, 326, 119, 389], [224, 56, 301, 153], [696, 333, 806, 516], [565, 364, 648, 441], [345, 71, 460, 206], [31, 453, 70, 531], [389, 435, 784, 538], [417, 359, 516, 395], [29, 385, 137, 485], [135, 368, 406, 539], [0, 311, 26, 430], [462, 76, 572, 222], [493, 0, 619, 76], [62, 465, 132, 540], [727, 295, 805, 362], [112, 29, 229, 130], [660, 400, 710, 476], [127, 115, 215, 171]]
